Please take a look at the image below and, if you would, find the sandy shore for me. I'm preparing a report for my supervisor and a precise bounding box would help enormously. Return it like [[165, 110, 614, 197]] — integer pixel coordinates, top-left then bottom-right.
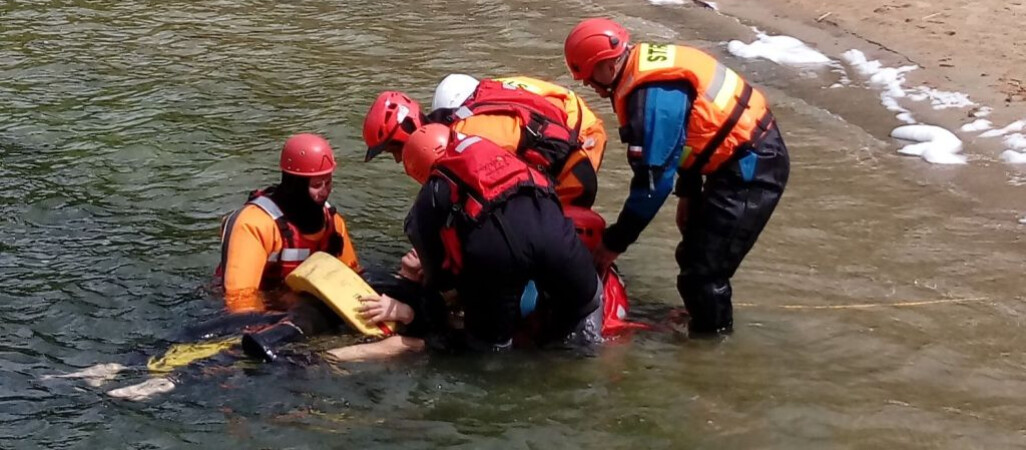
[[712, 0, 1026, 129]]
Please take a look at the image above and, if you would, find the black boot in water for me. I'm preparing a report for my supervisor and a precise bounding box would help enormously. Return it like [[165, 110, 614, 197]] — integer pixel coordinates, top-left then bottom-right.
[[241, 321, 304, 362]]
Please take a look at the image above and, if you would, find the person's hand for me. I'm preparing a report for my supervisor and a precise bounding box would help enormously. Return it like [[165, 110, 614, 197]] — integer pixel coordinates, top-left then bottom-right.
[[592, 242, 621, 274], [358, 294, 414, 325], [398, 249, 423, 283]]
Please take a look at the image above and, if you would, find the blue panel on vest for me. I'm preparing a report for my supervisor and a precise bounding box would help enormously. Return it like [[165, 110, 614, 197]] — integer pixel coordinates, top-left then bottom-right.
[[739, 151, 757, 182]]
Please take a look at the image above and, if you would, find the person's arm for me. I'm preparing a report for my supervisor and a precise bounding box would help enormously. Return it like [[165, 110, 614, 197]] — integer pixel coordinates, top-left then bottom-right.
[[357, 294, 415, 325], [602, 82, 693, 253], [324, 335, 426, 362], [397, 249, 423, 283], [371, 272, 449, 339], [404, 179, 455, 292], [222, 207, 277, 313]]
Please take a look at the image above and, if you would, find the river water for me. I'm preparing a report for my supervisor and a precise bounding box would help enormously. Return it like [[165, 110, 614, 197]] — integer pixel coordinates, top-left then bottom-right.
[[2, 0, 1025, 448]]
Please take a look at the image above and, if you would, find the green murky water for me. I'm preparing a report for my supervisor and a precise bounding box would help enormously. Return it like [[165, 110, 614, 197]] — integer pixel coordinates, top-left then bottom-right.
[[2, 1, 1025, 448]]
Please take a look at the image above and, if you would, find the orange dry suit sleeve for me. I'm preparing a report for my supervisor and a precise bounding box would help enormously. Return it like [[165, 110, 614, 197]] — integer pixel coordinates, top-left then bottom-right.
[[222, 206, 278, 313]]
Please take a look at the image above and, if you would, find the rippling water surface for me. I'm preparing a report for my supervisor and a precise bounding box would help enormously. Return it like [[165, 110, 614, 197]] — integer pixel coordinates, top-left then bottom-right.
[[2, 1, 1025, 448]]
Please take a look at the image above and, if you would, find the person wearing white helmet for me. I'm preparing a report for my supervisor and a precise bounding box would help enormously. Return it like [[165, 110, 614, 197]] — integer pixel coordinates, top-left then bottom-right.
[[431, 73, 481, 111], [427, 73, 608, 209]]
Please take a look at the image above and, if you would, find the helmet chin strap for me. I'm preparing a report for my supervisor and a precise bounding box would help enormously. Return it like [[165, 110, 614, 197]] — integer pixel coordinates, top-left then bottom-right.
[[606, 52, 629, 93], [594, 83, 614, 98]]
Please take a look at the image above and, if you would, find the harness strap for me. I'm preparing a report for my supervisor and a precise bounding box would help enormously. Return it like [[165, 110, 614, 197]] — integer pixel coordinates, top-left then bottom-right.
[[523, 112, 577, 177], [249, 196, 295, 250], [690, 83, 754, 174], [434, 170, 470, 274], [750, 111, 776, 147], [570, 95, 584, 143], [491, 208, 528, 273]]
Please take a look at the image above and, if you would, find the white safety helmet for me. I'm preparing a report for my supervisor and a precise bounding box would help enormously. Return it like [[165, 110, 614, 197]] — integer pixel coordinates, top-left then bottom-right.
[[431, 74, 480, 111]]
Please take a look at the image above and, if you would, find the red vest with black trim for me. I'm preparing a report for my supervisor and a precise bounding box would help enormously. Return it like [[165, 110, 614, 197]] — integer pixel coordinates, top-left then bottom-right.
[[431, 135, 555, 274], [216, 190, 342, 288], [454, 79, 581, 177]]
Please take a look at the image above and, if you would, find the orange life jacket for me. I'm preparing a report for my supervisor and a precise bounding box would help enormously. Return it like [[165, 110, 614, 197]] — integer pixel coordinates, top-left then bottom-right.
[[432, 135, 555, 274], [217, 190, 341, 287], [455, 79, 580, 177], [492, 76, 587, 138], [613, 43, 775, 174]]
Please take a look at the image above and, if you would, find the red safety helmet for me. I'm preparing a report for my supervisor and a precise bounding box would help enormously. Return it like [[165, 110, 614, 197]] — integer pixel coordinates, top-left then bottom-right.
[[564, 18, 630, 81], [279, 133, 336, 176], [401, 124, 451, 184], [363, 91, 424, 162]]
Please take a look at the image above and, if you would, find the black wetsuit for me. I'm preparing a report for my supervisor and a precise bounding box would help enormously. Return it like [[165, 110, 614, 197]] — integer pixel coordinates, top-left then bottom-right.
[[404, 178, 601, 350]]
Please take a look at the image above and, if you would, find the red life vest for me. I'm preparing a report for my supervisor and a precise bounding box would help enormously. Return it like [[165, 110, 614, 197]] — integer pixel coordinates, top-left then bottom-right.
[[432, 135, 555, 274], [216, 189, 342, 288], [600, 267, 650, 337], [562, 205, 606, 252], [455, 79, 581, 177]]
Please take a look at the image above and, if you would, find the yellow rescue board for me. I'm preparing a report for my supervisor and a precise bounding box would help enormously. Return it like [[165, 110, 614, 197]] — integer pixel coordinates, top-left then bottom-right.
[[285, 252, 395, 337]]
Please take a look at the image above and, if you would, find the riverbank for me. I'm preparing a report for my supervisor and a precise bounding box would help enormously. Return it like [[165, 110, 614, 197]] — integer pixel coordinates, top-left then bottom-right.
[[710, 0, 1026, 162]]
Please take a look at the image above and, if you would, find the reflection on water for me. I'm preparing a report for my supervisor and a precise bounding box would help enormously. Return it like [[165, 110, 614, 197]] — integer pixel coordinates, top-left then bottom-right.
[[1, 0, 1025, 448]]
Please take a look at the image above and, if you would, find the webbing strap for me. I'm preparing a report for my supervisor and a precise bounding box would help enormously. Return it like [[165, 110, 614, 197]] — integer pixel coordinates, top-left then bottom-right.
[[690, 84, 753, 173]]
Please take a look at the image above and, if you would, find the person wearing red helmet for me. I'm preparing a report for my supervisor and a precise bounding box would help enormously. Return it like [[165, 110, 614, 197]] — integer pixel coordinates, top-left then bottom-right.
[[363, 91, 426, 163], [216, 133, 362, 314], [362, 81, 598, 209], [398, 124, 604, 351], [564, 18, 790, 336]]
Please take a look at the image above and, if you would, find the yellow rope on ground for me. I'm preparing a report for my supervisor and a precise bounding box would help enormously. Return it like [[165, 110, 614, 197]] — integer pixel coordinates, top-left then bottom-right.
[[735, 296, 1000, 310]]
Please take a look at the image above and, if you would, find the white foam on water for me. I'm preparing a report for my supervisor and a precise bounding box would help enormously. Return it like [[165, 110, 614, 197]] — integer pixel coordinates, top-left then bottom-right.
[[895, 112, 916, 124], [960, 119, 993, 132], [996, 133, 1026, 164], [647, 0, 685, 4], [907, 86, 975, 110], [880, 92, 916, 124], [1004, 133, 1026, 149], [841, 50, 920, 123], [891, 124, 966, 165], [831, 67, 852, 87], [1000, 150, 1026, 164], [974, 107, 993, 118], [979, 120, 1026, 138], [842, 50, 918, 95], [727, 32, 832, 65]]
